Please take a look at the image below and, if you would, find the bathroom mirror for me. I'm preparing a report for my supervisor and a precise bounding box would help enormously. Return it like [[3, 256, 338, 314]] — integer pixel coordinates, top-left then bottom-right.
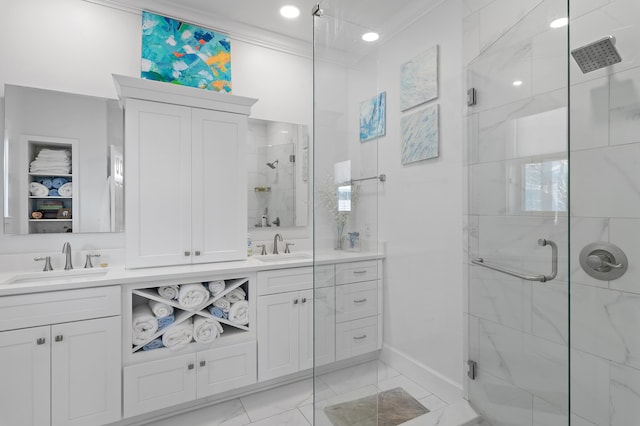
[[247, 118, 309, 230], [3, 84, 124, 234]]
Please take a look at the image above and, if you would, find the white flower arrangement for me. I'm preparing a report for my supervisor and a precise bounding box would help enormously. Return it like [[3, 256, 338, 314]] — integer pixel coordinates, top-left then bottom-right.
[[317, 175, 359, 249]]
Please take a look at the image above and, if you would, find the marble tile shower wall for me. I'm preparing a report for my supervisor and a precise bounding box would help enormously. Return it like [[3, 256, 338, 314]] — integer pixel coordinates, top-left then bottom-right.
[[463, 0, 640, 425]]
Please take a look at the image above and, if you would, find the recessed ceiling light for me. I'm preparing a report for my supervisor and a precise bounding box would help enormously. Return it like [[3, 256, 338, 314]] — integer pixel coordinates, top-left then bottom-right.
[[280, 5, 300, 19], [550, 17, 568, 28], [362, 32, 379, 42], [513, 80, 523, 86]]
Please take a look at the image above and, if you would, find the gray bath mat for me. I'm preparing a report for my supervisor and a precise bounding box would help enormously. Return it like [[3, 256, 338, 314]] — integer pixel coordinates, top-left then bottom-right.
[[324, 387, 429, 426]]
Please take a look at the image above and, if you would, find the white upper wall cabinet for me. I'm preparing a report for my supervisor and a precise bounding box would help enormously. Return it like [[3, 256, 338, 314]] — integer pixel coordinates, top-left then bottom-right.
[[115, 75, 257, 268]]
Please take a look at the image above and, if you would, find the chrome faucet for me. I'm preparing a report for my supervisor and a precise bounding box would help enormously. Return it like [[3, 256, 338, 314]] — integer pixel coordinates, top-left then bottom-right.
[[62, 242, 73, 270], [272, 233, 283, 255]]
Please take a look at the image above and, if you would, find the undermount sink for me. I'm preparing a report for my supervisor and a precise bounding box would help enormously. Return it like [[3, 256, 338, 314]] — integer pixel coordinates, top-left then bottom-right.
[[4, 267, 109, 285], [253, 253, 312, 263]]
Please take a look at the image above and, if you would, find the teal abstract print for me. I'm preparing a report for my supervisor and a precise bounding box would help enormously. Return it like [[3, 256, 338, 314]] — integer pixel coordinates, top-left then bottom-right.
[[359, 92, 386, 142], [141, 11, 232, 92]]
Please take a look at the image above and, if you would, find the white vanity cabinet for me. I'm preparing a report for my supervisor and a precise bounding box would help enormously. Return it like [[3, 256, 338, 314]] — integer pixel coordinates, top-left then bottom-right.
[[115, 75, 257, 269], [0, 287, 121, 426], [256, 266, 335, 381]]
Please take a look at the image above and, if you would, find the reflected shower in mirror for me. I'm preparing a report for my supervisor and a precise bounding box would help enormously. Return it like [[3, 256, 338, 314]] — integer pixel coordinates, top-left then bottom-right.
[[3, 85, 124, 234], [247, 118, 309, 229]]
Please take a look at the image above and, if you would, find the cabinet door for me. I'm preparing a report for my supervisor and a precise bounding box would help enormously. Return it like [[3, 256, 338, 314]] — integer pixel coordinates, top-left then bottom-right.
[[310, 287, 336, 368], [191, 108, 248, 263], [123, 353, 196, 418], [196, 341, 257, 398], [125, 99, 193, 268], [257, 292, 300, 381], [0, 326, 50, 426], [51, 317, 121, 426]]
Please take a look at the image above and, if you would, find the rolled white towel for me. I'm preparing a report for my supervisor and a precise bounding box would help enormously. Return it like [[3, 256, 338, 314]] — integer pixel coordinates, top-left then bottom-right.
[[178, 283, 210, 309], [29, 182, 49, 197], [132, 304, 158, 346], [225, 287, 246, 303], [193, 316, 224, 344], [57, 182, 73, 197], [228, 300, 249, 325], [148, 300, 174, 319], [207, 280, 226, 296], [213, 298, 231, 312], [157, 285, 179, 300], [161, 318, 193, 351]]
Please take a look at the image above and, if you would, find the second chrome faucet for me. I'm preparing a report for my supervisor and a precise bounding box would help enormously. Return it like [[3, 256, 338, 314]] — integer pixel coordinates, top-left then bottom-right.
[[272, 233, 283, 255], [62, 242, 73, 270]]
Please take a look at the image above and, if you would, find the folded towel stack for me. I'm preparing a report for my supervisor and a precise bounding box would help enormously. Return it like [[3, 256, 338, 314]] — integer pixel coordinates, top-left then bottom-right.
[[207, 280, 226, 296], [193, 316, 224, 344], [148, 300, 173, 318], [157, 285, 179, 300], [132, 304, 158, 346], [162, 318, 194, 351], [30, 149, 71, 174], [178, 283, 210, 309], [228, 300, 249, 325]]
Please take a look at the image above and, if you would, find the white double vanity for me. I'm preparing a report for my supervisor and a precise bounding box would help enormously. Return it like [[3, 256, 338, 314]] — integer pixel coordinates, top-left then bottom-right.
[[0, 77, 384, 426]]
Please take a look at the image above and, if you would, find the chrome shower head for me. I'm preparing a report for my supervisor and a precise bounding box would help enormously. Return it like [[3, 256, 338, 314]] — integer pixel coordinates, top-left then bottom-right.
[[571, 36, 622, 74], [266, 160, 278, 169]]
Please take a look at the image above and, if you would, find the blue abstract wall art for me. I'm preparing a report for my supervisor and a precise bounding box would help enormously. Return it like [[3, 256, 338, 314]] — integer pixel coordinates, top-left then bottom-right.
[[359, 92, 386, 142], [141, 11, 232, 92], [401, 104, 439, 164], [400, 45, 438, 111]]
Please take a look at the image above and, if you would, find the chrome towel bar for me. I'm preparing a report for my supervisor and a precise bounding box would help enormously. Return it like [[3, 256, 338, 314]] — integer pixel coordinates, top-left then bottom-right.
[[472, 238, 558, 283]]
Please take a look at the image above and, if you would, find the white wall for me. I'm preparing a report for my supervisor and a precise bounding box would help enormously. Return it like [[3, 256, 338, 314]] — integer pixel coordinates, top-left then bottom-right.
[[0, 0, 312, 263], [376, 0, 464, 396]]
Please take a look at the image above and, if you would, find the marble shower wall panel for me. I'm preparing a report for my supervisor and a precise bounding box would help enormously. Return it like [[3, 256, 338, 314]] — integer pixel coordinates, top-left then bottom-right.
[[609, 218, 640, 294], [569, 77, 610, 152], [610, 362, 640, 426], [571, 348, 610, 426], [610, 66, 640, 146]]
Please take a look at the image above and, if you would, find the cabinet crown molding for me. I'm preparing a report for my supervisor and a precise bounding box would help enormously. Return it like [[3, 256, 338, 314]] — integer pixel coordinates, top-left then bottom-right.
[[113, 74, 258, 114]]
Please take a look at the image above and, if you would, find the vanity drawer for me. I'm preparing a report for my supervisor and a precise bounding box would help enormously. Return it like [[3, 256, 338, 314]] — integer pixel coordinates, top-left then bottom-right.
[[336, 260, 378, 285], [335, 316, 380, 361], [257, 267, 313, 295], [314, 264, 335, 288], [0, 285, 120, 331], [336, 281, 378, 323]]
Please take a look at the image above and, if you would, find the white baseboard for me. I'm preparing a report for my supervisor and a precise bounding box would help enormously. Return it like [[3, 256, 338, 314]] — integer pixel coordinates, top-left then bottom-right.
[[380, 343, 463, 404]]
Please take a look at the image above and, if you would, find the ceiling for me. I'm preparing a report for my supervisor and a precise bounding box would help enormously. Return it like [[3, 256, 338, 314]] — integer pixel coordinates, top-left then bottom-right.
[[117, 0, 445, 51]]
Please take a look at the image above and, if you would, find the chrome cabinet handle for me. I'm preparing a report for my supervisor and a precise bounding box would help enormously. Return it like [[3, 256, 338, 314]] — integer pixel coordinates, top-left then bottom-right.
[[293, 299, 299, 304], [195, 250, 201, 256], [37, 338, 46, 345], [301, 298, 307, 303], [353, 298, 368, 303], [55, 335, 63, 342], [188, 363, 194, 370], [200, 360, 206, 367], [353, 270, 367, 275], [184, 251, 191, 256], [353, 334, 367, 340]]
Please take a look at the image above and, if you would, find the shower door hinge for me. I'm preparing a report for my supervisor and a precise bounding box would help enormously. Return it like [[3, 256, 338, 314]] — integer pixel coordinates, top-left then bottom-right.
[[312, 4, 323, 17], [467, 88, 477, 107], [467, 360, 478, 380], [290, 154, 296, 163]]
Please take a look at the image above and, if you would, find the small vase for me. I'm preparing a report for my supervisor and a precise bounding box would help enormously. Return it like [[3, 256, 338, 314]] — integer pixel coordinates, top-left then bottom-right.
[[335, 223, 345, 250]]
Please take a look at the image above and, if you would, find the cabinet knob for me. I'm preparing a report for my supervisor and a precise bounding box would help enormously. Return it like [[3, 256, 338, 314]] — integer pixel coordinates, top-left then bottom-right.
[[293, 299, 299, 304], [185, 251, 191, 256], [200, 360, 206, 367], [301, 298, 307, 303], [188, 363, 194, 370], [37, 338, 46, 345], [195, 250, 201, 256], [55, 335, 63, 342]]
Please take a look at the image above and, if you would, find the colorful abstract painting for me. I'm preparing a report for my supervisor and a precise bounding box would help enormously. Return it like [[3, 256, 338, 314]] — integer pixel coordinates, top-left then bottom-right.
[[401, 104, 439, 164], [141, 11, 231, 92], [359, 92, 386, 142], [400, 45, 438, 111]]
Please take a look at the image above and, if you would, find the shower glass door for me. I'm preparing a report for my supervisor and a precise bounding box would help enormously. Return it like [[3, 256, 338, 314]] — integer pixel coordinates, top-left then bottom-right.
[[464, 0, 570, 424], [312, 1, 383, 424]]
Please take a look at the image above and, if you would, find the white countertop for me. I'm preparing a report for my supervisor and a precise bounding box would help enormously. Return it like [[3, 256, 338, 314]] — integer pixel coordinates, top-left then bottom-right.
[[0, 250, 383, 296]]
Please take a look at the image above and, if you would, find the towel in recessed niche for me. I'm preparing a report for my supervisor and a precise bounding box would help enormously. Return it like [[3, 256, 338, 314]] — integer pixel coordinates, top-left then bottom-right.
[[51, 177, 68, 189], [229, 300, 249, 325], [29, 182, 49, 197], [132, 304, 158, 346], [193, 316, 223, 344], [162, 318, 193, 351], [57, 182, 72, 197]]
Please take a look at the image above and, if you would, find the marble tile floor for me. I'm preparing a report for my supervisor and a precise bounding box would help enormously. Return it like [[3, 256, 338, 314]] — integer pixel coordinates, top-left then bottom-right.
[[146, 360, 450, 426]]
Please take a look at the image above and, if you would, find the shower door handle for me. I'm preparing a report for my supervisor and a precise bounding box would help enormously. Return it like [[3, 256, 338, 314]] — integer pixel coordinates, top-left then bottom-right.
[[472, 238, 557, 283]]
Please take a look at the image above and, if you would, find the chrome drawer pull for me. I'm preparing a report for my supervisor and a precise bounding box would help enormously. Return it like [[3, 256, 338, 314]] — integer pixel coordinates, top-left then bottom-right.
[[301, 298, 307, 303], [55, 335, 63, 342], [293, 299, 299, 304], [37, 338, 46, 345], [353, 270, 367, 274], [200, 360, 206, 367], [353, 334, 367, 340], [184, 251, 191, 256], [188, 363, 194, 370], [353, 298, 368, 303]]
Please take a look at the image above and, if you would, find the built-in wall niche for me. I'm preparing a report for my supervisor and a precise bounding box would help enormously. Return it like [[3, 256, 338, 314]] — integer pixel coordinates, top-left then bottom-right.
[[3, 84, 124, 234], [247, 118, 309, 230]]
